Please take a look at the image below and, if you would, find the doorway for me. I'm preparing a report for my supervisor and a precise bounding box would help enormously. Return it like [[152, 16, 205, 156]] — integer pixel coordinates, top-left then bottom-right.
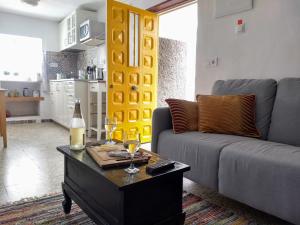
[[157, 2, 197, 106]]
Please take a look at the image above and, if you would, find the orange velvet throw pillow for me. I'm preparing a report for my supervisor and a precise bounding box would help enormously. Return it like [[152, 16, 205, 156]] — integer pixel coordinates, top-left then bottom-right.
[[165, 99, 198, 134], [196, 95, 260, 138]]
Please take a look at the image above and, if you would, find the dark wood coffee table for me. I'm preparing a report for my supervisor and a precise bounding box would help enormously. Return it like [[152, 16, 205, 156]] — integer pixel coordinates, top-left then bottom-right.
[[57, 145, 190, 225]]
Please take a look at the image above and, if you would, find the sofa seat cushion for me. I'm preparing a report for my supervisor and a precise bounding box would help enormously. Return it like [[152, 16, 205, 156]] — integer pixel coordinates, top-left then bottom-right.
[[157, 130, 253, 190], [219, 140, 300, 224], [212, 79, 277, 140]]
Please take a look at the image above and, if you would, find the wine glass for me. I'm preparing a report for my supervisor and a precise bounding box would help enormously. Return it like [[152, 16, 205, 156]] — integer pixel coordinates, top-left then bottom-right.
[[123, 131, 141, 174], [105, 116, 117, 145]]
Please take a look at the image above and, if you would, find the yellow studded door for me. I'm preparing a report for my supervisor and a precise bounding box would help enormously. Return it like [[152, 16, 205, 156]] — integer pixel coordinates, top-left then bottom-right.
[[107, 0, 158, 143]]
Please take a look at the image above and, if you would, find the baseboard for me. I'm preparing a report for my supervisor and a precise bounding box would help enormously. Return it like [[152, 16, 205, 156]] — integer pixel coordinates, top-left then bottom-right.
[[7, 119, 53, 124]]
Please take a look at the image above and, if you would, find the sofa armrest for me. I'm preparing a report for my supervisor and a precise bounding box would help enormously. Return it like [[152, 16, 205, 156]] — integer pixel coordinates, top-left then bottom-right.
[[151, 107, 173, 153]]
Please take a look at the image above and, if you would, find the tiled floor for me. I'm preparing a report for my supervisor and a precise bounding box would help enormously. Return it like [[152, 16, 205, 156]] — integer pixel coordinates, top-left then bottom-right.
[[0, 122, 290, 224], [0, 122, 67, 203]]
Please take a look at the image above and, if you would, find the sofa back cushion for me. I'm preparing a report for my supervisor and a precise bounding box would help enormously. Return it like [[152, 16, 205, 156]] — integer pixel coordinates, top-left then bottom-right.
[[268, 78, 300, 146], [212, 79, 277, 139]]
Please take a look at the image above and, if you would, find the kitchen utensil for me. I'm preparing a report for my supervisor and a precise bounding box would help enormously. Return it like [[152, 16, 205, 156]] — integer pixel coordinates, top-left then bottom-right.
[[86, 66, 93, 80], [23, 88, 29, 97], [92, 65, 97, 80], [78, 70, 85, 80], [33, 90, 40, 97], [96, 68, 104, 80], [15, 90, 20, 97]]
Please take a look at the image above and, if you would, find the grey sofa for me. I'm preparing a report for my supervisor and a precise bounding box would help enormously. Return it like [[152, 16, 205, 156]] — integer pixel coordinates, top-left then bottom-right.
[[152, 78, 300, 225]]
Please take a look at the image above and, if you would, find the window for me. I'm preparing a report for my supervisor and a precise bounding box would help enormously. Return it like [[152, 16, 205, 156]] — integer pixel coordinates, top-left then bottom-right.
[[0, 34, 43, 82]]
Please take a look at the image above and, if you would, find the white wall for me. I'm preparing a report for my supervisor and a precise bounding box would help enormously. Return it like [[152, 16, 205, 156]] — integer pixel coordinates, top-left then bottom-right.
[[0, 12, 59, 51], [196, 0, 300, 94], [97, 3, 106, 22]]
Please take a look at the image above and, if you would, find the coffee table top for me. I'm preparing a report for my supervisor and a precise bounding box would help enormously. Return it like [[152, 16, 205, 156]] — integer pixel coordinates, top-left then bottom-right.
[[57, 145, 190, 190]]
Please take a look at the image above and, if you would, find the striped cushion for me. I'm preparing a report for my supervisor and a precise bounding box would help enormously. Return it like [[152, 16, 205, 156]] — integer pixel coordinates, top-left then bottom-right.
[[165, 99, 198, 134], [197, 95, 260, 138]]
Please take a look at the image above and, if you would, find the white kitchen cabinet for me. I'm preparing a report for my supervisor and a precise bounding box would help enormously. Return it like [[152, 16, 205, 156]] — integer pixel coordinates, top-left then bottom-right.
[[59, 9, 97, 51], [50, 81, 63, 123], [50, 80, 88, 128]]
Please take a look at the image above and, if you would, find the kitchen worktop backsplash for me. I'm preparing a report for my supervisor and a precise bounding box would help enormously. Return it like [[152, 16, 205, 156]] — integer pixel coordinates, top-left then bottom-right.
[[45, 45, 105, 81], [77, 46, 105, 72], [45, 51, 78, 81]]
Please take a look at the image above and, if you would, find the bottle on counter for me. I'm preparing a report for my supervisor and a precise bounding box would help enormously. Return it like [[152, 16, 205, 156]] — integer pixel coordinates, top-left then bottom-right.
[[70, 99, 86, 150]]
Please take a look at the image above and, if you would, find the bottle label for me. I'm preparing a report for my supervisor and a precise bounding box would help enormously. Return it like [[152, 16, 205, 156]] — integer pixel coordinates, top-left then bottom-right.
[[70, 128, 86, 150]]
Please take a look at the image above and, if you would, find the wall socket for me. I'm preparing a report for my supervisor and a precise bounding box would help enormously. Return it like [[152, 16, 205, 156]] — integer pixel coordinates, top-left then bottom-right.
[[207, 57, 218, 67]]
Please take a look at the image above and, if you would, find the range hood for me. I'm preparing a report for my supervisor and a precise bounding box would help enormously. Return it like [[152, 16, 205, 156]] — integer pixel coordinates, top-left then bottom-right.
[[82, 37, 105, 46], [80, 20, 105, 46]]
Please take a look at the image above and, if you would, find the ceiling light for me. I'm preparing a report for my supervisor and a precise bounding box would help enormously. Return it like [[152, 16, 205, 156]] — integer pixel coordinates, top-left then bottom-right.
[[21, 0, 40, 6]]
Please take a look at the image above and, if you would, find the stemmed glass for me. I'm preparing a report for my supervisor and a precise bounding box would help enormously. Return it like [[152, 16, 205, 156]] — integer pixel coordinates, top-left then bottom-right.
[[104, 116, 117, 145], [123, 131, 141, 174]]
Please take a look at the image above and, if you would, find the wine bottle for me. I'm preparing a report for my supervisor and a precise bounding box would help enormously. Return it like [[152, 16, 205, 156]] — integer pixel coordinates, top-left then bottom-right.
[[70, 99, 86, 150]]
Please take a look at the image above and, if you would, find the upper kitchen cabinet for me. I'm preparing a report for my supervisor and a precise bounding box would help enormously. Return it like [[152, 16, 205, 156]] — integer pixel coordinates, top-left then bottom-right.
[[59, 9, 98, 51]]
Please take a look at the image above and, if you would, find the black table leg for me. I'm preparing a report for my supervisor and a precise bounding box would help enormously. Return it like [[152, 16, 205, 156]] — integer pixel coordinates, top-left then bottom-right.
[[62, 183, 72, 214]]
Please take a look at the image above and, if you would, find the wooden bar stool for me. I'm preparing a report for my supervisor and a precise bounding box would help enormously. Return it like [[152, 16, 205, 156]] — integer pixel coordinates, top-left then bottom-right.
[[0, 89, 7, 148]]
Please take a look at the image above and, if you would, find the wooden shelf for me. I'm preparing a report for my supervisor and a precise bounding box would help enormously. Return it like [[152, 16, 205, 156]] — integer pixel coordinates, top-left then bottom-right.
[[5, 96, 45, 102], [6, 115, 41, 122]]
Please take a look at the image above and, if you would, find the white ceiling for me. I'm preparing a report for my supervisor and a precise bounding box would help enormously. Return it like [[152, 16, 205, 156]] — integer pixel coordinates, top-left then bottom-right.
[[121, 0, 165, 9], [0, 0, 105, 21]]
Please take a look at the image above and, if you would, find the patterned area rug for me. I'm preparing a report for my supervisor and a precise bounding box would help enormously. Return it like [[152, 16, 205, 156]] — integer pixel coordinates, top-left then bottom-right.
[[0, 192, 257, 225]]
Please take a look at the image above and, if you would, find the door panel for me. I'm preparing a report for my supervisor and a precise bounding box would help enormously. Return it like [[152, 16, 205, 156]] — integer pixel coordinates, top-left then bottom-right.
[[107, 0, 158, 143]]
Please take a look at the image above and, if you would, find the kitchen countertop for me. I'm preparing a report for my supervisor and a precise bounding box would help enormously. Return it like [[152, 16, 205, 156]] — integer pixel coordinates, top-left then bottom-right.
[[50, 79, 106, 83]]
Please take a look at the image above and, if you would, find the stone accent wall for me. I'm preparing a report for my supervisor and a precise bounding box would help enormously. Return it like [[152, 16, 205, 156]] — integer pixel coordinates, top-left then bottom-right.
[[158, 38, 187, 107]]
